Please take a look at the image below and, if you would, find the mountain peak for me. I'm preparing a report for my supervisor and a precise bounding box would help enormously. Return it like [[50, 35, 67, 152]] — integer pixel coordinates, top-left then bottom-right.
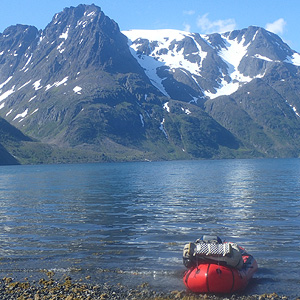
[[45, 3, 116, 37], [51, 3, 103, 24]]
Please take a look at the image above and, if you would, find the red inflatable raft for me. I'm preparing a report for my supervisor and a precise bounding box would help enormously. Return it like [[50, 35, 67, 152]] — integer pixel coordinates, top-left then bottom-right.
[[183, 235, 258, 294]]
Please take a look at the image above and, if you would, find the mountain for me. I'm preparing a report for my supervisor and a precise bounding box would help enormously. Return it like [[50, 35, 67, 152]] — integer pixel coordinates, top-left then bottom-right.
[[0, 4, 300, 163], [124, 26, 300, 157]]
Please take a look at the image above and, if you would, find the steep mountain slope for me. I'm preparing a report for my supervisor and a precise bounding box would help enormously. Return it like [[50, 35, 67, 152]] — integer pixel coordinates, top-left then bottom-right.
[[1, 4, 300, 162], [0, 117, 31, 165]]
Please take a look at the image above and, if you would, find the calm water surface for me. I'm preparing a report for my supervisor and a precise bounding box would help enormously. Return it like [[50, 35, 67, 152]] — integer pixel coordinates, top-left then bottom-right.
[[0, 159, 299, 297]]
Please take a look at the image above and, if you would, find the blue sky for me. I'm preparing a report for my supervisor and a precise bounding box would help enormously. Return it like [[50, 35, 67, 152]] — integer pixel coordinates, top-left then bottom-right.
[[1, 0, 300, 51]]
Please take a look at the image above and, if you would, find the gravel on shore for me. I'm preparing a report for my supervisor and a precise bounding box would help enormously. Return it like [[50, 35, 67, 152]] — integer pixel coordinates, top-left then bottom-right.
[[0, 272, 298, 300]]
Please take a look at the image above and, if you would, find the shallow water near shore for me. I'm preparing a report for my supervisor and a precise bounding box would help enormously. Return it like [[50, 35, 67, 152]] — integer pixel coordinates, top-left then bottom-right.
[[0, 159, 299, 298]]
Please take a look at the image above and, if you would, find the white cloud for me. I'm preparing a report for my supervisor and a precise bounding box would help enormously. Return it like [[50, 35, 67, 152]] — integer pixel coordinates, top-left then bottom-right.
[[197, 13, 236, 34], [183, 10, 195, 16], [183, 23, 191, 32], [265, 18, 286, 35]]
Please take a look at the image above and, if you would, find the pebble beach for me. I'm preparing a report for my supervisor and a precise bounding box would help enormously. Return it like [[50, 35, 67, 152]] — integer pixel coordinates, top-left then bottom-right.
[[0, 273, 298, 300]]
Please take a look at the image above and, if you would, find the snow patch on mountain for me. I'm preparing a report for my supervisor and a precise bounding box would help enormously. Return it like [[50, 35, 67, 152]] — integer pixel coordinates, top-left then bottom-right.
[[21, 53, 32, 71], [286, 99, 300, 117], [0, 85, 15, 102], [205, 79, 240, 99], [204, 31, 294, 98], [124, 29, 187, 97], [6, 109, 13, 116], [45, 77, 68, 91], [18, 80, 32, 91], [254, 54, 273, 62], [285, 53, 300, 66], [0, 76, 13, 90], [59, 26, 70, 40], [28, 96, 36, 103], [85, 11, 96, 18], [126, 42, 169, 97], [57, 42, 65, 53], [33, 80, 42, 91], [73, 86, 82, 94], [124, 29, 208, 74], [13, 108, 28, 121], [206, 35, 252, 98], [163, 102, 170, 112], [159, 118, 168, 138], [139, 114, 144, 127], [124, 29, 209, 97], [182, 107, 191, 114], [30, 108, 39, 115]]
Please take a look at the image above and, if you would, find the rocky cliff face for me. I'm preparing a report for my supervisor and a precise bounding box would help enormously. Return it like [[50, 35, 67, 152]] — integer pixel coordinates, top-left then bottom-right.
[[1, 4, 300, 164]]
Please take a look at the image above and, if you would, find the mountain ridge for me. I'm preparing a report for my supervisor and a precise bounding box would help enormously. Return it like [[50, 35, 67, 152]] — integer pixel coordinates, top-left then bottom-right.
[[1, 4, 300, 164]]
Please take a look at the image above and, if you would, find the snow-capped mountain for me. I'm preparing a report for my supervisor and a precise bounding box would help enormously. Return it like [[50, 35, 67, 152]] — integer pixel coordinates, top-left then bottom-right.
[[123, 26, 300, 103], [123, 26, 300, 157], [1, 4, 300, 164]]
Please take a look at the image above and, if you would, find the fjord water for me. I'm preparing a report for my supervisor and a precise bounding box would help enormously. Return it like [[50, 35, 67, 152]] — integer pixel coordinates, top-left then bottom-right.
[[0, 159, 299, 297]]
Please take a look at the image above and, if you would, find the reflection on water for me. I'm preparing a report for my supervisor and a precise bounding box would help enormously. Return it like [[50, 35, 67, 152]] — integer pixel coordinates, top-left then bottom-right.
[[0, 159, 299, 297]]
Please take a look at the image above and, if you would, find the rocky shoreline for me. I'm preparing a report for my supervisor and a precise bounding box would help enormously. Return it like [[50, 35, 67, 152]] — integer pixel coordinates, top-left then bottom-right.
[[0, 273, 298, 300]]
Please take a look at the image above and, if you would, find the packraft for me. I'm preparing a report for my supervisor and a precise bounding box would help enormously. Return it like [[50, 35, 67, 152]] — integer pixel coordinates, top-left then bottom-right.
[[182, 235, 258, 294]]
